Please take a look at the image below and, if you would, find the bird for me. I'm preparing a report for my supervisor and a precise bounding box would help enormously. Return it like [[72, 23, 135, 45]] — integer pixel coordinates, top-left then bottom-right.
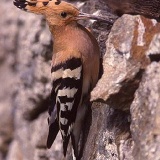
[[13, 0, 100, 159]]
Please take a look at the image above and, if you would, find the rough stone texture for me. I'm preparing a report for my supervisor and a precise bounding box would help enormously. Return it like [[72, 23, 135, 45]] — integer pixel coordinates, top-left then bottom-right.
[[0, 1, 18, 159], [1, 0, 160, 160], [82, 103, 132, 160], [88, 14, 160, 159], [131, 62, 160, 160], [91, 15, 160, 110], [103, 0, 160, 20]]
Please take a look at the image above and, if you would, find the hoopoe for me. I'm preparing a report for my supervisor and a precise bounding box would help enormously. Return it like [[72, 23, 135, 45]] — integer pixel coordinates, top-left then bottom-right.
[[14, 0, 100, 158]]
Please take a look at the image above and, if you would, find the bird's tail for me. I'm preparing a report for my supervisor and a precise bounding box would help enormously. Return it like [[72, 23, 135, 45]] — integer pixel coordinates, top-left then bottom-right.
[[62, 135, 70, 157], [46, 118, 59, 149], [13, 0, 61, 14], [71, 102, 88, 160]]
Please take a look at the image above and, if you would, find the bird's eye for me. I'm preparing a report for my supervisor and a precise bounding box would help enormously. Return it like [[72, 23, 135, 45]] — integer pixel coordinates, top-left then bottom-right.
[[60, 12, 67, 18]]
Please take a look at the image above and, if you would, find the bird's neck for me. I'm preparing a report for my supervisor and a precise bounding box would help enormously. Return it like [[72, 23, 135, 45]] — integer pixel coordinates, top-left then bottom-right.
[[49, 22, 78, 53]]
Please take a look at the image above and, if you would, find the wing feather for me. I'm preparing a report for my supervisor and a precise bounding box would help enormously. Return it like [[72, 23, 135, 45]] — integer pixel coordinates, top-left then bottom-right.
[[57, 58, 83, 155], [47, 57, 83, 156]]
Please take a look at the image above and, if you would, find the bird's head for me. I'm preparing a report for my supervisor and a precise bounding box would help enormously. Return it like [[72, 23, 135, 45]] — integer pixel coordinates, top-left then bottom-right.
[[14, 0, 104, 26]]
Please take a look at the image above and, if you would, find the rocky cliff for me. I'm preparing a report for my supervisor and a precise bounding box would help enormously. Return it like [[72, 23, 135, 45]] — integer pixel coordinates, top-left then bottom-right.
[[0, 0, 160, 160]]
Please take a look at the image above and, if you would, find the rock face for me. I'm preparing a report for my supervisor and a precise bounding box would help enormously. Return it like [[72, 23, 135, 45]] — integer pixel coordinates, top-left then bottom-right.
[[131, 62, 160, 160], [104, 0, 160, 20], [0, 0, 160, 160]]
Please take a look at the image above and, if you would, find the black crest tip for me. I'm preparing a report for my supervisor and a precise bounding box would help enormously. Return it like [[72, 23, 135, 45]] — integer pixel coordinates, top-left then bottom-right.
[[43, 1, 49, 6], [13, 0, 27, 10], [55, 0, 61, 5]]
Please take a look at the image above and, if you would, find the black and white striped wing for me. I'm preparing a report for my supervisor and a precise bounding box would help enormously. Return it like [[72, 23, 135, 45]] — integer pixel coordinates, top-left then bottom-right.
[[47, 58, 83, 155], [47, 77, 60, 149]]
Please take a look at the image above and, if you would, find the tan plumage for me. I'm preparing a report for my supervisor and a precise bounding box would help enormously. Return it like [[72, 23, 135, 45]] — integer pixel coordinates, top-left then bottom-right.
[[14, 0, 100, 159]]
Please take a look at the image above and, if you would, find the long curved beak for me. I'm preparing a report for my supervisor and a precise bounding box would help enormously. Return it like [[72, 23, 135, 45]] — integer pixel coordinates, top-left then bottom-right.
[[77, 12, 114, 24]]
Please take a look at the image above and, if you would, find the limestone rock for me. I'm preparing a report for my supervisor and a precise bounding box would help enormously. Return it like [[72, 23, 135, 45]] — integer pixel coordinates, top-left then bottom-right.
[[1, 0, 160, 160], [82, 103, 132, 160], [131, 62, 160, 160], [88, 14, 160, 160], [91, 15, 160, 111], [103, 0, 160, 20]]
